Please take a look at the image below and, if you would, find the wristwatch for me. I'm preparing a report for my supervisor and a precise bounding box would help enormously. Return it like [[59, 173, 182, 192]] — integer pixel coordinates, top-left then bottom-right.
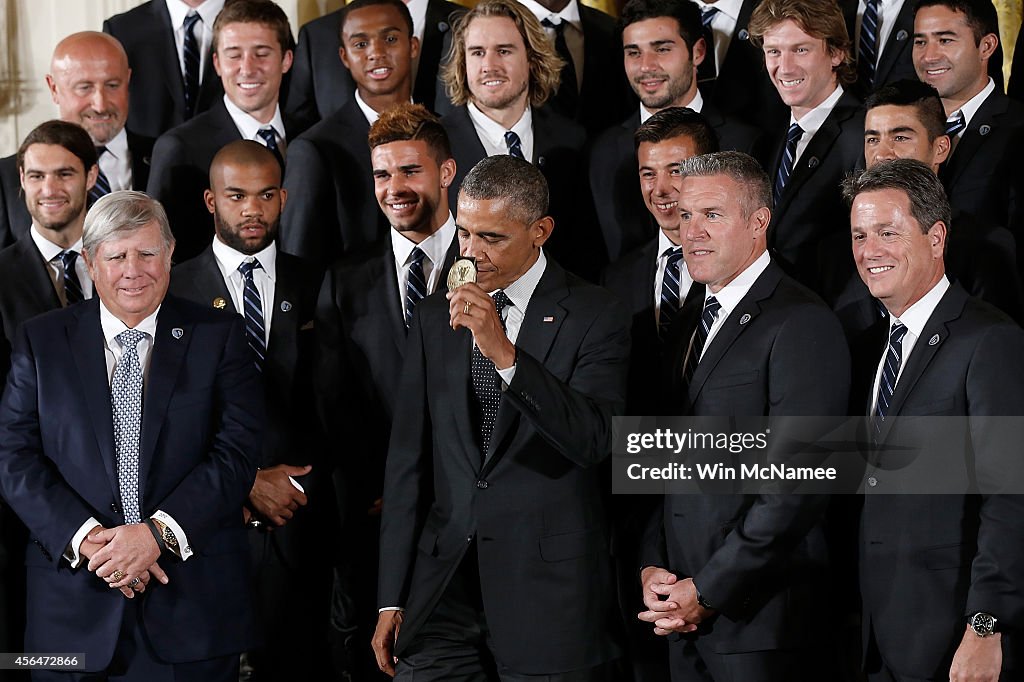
[[152, 518, 181, 557], [968, 612, 999, 637], [695, 587, 714, 611]]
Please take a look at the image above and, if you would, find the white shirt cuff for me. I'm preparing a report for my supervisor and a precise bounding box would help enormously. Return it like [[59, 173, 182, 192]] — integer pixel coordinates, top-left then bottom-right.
[[64, 517, 100, 567], [496, 364, 516, 385], [378, 606, 404, 613], [152, 509, 194, 560]]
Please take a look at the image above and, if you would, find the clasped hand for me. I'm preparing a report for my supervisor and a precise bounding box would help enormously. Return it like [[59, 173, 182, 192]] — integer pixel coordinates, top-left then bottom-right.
[[637, 567, 712, 635], [81, 524, 168, 598]]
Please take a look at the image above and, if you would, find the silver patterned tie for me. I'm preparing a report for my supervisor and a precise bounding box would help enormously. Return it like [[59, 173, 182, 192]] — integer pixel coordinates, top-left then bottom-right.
[[111, 328, 146, 523]]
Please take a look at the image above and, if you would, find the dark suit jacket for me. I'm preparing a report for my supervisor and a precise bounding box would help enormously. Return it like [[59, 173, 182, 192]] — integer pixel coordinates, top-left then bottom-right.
[[769, 89, 865, 303], [148, 99, 308, 264], [378, 258, 629, 673], [841, 0, 916, 98], [279, 99, 387, 268], [853, 284, 1024, 678], [286, 0, 464, 122], [940, 91, 1024, 268], [588, 105, 765, 263], [645, 261, 851, 656], [104, 1, 223, 139], [441, 105, 598, 277], [0, 295, 262, 670], [0, 237, 63, 384]]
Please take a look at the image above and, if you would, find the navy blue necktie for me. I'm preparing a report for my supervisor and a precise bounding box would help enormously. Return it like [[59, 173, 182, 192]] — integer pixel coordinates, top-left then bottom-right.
[[238, 259, 267, 372], [684, 296, 721, 384], [659, 247, 684, 340], [698, 7, 720, 84], [774, 123, 803, 207], [471, 291, 512, 459], [404, 247, 427, 328], [183, 11, 202, 119], [542, 18, 579, 113], [873, 321, 907, 435], [88, 147, 111, 207], [945, 111, 966, 138], [858, 0, 880, 89], [257, 127, 284, 168], [504, 131, 525, 160], [57, 250, 85, 305]]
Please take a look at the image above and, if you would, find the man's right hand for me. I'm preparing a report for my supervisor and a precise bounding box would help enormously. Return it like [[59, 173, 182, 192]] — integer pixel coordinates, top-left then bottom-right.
[[372, 610, 403, 677], [80, 526, 167, 599], [249, 464, 311, 526]]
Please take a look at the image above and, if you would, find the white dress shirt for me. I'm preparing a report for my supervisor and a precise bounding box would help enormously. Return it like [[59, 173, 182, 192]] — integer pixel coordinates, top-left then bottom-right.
[[222, 95, 288, 155], [164, 0, 225, 84], [29, 227, 93, 304], [467, 102, 535, 161], [519, 0, 584, 91], [640, 89, 704, 125], [700, 249, 771, 357], [855, 0, 906, 67], [947, 78, 995, 154], [212, 237, 277, 347], [391, 213, 457, 309], [693, 0, 744, 78], [790, 85, 844, 164], [98, 128, 132, 192]]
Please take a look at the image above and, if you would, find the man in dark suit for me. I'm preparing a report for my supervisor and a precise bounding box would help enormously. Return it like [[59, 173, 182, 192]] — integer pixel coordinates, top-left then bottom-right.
[[281, 0, 418, 269], [514, 0, 634, 135], [748, 0, 865, 303], [438, 0, 596, 278], [913, 0, 1024, 269], [148, 0, 307, 265], [286, 0, 464, 123], [640, 152, 850, 682], [372, 155, 629, 680], [0, 32, 153, 249], [0, 190, 262, 680], [317, 102, 458, 680], [844, 158, 1024, 682], [168, 141, 330, 681], [589, 0, 763, 262], [104, 0, 226, 139]]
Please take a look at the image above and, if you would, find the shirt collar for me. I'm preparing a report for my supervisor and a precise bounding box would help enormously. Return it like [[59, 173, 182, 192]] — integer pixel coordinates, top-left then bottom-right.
[[406, 0, 428, 39], [497, 249, 547, 312], [30, 226, 84, 263], [518, 0, 581, 30], [211, 237, 278, 282], [693, 0, 742, 22], [99, 299, 161, 344], [790, 84, 843, 136], [888, 276, 950, 339], [101, 127, 129, 159], [390, 213, 456, 271], [165, 0, 224, 30], [657, 230, 682, 258], [466, 101, 532, 149], [953, 77, 995, 129], [222, 94, 286, 142], [355, 90, 383, 126], [706, 250, 771, 313], [640, 89, 704, 124]]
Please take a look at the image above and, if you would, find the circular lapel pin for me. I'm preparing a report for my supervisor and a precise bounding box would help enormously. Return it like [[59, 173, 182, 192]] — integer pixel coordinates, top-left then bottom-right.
[[928, 334, 940, 346], [739, 313, 751, 325], [738, 28, 749, 41], [979, 125, 991, 136], [171, 328, 184, 339], [808, 157, 820, 169], [213, 297, 227, 310], [896, 29, 908, 41], [280, 300, 292, 312]]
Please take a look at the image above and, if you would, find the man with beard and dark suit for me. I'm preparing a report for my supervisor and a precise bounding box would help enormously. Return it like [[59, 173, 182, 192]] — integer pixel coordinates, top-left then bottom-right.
[[316, 102, 458, 680], [438, 0, 597, 279], [0, 32, 153, 249], [168, 140, 330, 681], [372, 155, 629, 680], [0, 190, 262, 681], [913, 0, 1024, 269], [148, 0, 308, 264], [104, 0, 226, 139], [281, 0, 419, 270], [640, 152, 849, 682], [844, 158, 1024, 682], [747, 0, 865, 304], [286, 0, 464, 122], [589, 0, 763, 262]]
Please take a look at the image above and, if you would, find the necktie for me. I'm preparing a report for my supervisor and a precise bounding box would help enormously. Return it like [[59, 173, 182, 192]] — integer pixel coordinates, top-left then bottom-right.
[[504, 131, 525, 160], [57, 250, 85, 305], [945, 111, 966, 138], [257, 127, 284, 168], [111, 328, 146, 524], [88, 147, 111, 207], [405, 247, 427, 328], [238, 259, 267, 372], [683, 295, 721, 385], [697, 7, 720, 84], [873, 321, 907, 435], [183, 11, 202, 119], [659, 247, 684, 340], [858, 0, 880, 90], [773, 123, 803, 207], [542, 18, 580, 114], [471, 291, 512, 459]]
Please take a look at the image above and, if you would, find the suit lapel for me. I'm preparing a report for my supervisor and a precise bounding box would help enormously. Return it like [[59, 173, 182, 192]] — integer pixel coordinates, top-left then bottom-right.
[[191, 247, 236, 312], [415, 0, 455, 102], [378, 246, 409, 354], [268, 254, 301, 386], [17, 239, 63, 312], [875, 2, 914, 84], [444, 320, 477, 465], [942, 93, 1004, 188]]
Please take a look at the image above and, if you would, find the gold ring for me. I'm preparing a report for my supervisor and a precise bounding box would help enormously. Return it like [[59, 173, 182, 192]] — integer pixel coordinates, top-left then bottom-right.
[[463, 302, 471, 315], [111, 570, 125, 582]]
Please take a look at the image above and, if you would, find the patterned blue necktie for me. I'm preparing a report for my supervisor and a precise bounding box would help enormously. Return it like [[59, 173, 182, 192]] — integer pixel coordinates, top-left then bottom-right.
[[257, 127, 284, 168], [111, 328, 146, 524], [773, 123, 803, 207], [698, 7, 720, 83], [945, 111, 966, 138], [238, 259, 267, 372], [88, 147, 111, 207], [659, 247, 684, 340], [858, 0, 880, 89], [504, 131, 526, 160], [684, 295, 721, 384], [183, 11, 202, 119], [57, 250, 85, 305], [405, 247, 427, 328], [471, 291, 512, 459], [873, 321, 907, 435]]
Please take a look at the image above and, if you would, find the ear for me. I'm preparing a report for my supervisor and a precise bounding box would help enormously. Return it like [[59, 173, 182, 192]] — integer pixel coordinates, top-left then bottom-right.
[[85, 163, 99, 192], [978, 32, 998, 61], [932, 134, 951, 168], [440, 158, 456, 188], [281, 49, 294, 74], [750, 206, 771, 237], [828, 45, 844, 69], [410, 35, 421, 61], [45, 74, 59, 105], [339, 46, 351, 71], [278, 187, 288, 212], [928, 220, 947, 257], [692, 36, 707, 68], [204, 188, 216, 215], [213, 51, 223, 77], [532, 216, 554, 247]]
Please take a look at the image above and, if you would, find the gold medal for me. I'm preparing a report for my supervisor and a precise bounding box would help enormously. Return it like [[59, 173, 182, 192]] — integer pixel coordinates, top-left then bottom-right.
[[447, 257, 477, 291], [213, 297, 227, 310]]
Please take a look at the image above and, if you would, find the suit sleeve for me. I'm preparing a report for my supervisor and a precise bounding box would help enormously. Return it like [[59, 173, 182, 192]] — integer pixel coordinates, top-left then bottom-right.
[[694, 303, 851, 616], [281, 135, 340, 261], [501, 294, 631, 468]]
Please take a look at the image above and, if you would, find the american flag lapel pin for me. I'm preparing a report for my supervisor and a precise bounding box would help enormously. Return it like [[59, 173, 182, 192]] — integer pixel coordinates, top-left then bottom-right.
[[543, 316, 555, 323]]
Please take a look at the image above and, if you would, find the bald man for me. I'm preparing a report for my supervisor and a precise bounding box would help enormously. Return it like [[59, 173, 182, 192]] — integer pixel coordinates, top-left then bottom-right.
[[0, 31, 154, 248], [168, 141, 333, 681]]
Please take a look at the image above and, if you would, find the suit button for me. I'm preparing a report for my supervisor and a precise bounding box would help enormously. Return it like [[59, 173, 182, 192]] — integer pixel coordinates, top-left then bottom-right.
[[466, 535, 473, 543], [111, 503, 120, 514], [867, 476, 878, 487], [476, 480, 489, 489]]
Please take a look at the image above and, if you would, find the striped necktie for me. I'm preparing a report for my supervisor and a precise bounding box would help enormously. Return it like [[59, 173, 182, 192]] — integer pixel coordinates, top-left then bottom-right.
[[698, 7, 720, 84], [659, 247, 684, 340], [57, 250, 85, 304], [183, 11, 202, 119], [88, 147, 111, 207], [504, 131, 526, 160], [945, 111, 966, 137], [684, 296, 721, 384], [873, 321, 907, 435], [405, 247, 427, 328], [858, 0, 880, 89], [238, 259, 267, 372], [773, 123, 803, 207], [257, 127, 284, 168]]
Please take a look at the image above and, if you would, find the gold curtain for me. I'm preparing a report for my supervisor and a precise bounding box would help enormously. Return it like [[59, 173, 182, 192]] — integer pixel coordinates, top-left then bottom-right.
[[995, 0, 1021, 83]]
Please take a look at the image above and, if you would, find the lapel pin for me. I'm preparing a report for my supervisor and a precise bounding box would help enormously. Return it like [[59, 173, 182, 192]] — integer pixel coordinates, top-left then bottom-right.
[[979, 125, 991, 136], [213, 297, 227, 310], [808, 157, 820, 169], [280, 300, 292, 312], [438, 21, 449, 32], [928, 334, 940, 346], [896, 29, 908, 41], [738, 28, 749, 41], [739, 313, 751, 325], [543, 316, 555, 322], [171, 328, 184, 339]]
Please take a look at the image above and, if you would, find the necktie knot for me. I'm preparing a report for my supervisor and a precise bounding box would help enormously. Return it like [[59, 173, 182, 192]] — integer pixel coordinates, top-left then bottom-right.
[[889, 320, 907, 345], [542, 17, 564, 32], [117, 328, 146, 353], [409, 247, 427, 267], [96, 145, 108, 159], [703, 295, 722, 321], [945, 111, 966, 137], [665, 246, 683, 267], [787, 123, 803, 144], [257, 127, 278, 150], [58, 249, 78, 271], [183, 10, 201, 31], [492, 290, 512, 317], [701, 7, 719, 26], [504, 131, 525, 159], [238, 258, 263, 280]]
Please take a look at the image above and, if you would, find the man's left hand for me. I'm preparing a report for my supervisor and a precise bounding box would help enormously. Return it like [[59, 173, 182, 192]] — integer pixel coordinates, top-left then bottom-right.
[[637, 577, 712, 635], [448, 284, 515, 370], [86, 523, 162, 589], [950, 626, 1001, 682]]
